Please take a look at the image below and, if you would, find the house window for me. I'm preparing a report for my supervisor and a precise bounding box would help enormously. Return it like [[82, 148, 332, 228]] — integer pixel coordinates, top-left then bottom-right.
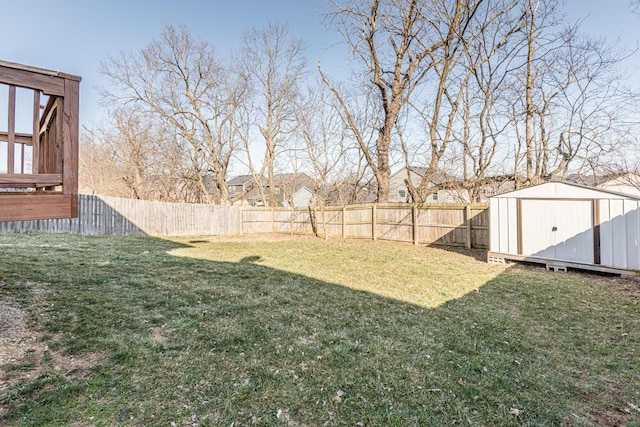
[[399, 189, 406, 198], [275, 187, 281, 195], [483, 187, 494, 196], [430, 192, 438, 201]]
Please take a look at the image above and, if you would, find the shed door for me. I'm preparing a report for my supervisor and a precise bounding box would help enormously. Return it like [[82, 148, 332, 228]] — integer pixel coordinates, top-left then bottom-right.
[[520, 199, 594, 264]]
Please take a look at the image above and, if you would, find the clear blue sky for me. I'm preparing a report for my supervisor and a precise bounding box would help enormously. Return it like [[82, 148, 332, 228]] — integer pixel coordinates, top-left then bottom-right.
[[1, 0, 638, 128]]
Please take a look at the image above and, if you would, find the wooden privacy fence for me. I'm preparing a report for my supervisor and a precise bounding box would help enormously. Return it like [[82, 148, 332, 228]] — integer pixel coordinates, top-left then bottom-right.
[[0, 194, 242, 236], [243, 204, 489, 249], [0, 195, 489, 248]]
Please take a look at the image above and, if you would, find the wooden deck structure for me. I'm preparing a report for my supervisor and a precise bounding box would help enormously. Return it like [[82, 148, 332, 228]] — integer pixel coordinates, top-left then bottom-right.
[[0, 60, 81, 221]]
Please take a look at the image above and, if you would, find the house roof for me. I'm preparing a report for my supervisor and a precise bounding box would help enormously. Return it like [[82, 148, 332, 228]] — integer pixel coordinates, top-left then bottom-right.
[[272, 172, 314, 186], [241, 172, 316, 205], [564, 172, 639, 187], [228, 172, 314, 187], [392, 167, 458, 186], [226, 174, 257, 186]]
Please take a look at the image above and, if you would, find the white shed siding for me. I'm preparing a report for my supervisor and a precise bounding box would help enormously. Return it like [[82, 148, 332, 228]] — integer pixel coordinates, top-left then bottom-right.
[[600, 198, 640, 270], [554, 200, 594, 264], [507, 198, 518, 254], [520, 199, 593, 264], [490, 181, 640, 273], [520, 199, 555, 259], [489, 197, 501, 252], [599, 199, 612, 267], [605, 199, 627, 268], [489, 196, 518, 255], [598, 199, 613, 267], [626, 200, 640, 270]]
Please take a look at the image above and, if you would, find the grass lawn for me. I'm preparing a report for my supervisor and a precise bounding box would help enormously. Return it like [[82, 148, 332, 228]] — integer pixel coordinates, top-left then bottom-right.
[[0, 233, 638, 426]]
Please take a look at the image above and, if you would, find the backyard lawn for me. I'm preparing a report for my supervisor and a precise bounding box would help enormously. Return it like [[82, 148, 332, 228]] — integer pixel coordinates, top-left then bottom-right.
[[0, 233, 638, 426]]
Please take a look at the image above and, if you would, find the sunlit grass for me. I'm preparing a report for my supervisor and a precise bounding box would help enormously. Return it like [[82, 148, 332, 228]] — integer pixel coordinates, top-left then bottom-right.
[[0, 233, 638, 426], [168, 236, 507, 308]]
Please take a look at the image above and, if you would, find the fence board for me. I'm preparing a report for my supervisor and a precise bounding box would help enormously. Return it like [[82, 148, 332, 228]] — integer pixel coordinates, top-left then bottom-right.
[[0, 195, 489, 248], [0, 194, 242, 236]]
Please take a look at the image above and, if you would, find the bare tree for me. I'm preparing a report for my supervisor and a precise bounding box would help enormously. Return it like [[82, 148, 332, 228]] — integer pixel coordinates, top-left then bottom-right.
[[503, 1, 639, 186], [321, 0, 494, 202], [79, 133, 127, 197], [237, 22, 307, 207], [100, 24, 244, 204], [81, 106, 207, 202], [93, 108, 156, 200], [403, 0, 521, 201], [294, 82, 348, 236]]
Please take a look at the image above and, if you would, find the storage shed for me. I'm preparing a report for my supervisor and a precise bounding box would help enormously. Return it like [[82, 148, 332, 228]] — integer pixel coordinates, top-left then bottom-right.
[[488, 181, 640, 275]]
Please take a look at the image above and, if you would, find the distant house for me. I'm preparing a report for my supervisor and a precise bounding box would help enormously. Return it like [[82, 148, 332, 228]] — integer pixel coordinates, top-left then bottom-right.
[[227, 175, 256, 197], [226, 172, 316, 207], [321, 178, 377, 206], [389, 167, 471, 203], [389, 167, 519, 203], [565, 172, 640, 198]]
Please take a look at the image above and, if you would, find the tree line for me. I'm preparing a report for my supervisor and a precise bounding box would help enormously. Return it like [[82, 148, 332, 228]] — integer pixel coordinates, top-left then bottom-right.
[[81, 0, 640, 206]]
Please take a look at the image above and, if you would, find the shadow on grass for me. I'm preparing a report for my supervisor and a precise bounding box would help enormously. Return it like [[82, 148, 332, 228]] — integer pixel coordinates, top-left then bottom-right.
[[427, 243, 489, 262], [0, 234, 638, 426]]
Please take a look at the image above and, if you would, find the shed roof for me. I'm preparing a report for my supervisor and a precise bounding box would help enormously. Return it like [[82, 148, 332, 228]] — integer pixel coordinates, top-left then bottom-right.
[[490, 181, 640, 201]]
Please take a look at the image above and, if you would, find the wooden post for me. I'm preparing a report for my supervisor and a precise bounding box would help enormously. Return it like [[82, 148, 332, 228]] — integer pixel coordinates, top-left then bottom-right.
[[32, 90, 40, 174], [290, 207, 294, 235], [372, 204, 377, 241], [20, 143, 25, 174], [62, 78, 80, 216], [238, 207, 244, 235], [7, 85, 16, 174], [465, 204, 472, 249], [412, 205, 419, 245], [271, 207, 275, 233], [342, 206, 347, 239]]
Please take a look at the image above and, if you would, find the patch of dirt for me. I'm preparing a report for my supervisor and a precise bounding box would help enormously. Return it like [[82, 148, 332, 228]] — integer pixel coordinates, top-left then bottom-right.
[[589, 406, 636, 427], [577, 391, 640, 427], [0, 286, 102, 393], [615, 278, 640, 304]]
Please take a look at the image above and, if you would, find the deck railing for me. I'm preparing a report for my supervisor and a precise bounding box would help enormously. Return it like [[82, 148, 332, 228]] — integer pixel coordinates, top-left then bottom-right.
[[0, 60, 81, 221]]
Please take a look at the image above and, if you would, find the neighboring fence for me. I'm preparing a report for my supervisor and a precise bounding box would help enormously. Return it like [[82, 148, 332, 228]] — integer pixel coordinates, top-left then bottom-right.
[[0, 194, 242, 236], [0, 194, 489, 248]]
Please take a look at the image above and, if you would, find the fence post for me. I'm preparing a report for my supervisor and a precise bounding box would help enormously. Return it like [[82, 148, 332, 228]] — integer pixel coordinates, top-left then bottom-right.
[[372, 204, 377, 241], [238, 207, 243, 236], [465, 204, 472, 249], [271, 207, 275, 233], [412, 205, 419, 245], [342, 206, 347, 239]]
